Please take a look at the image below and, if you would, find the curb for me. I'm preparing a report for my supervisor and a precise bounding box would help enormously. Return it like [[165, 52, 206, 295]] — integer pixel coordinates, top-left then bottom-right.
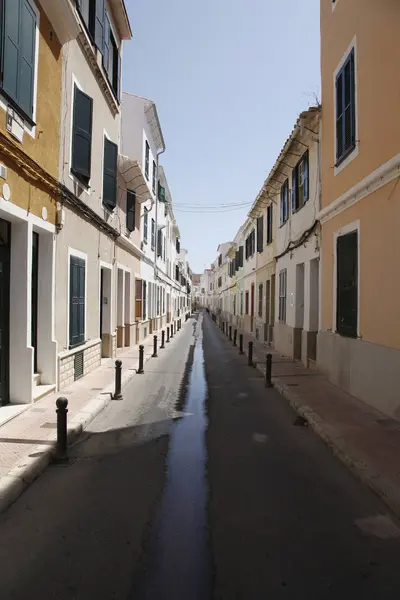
[[0, 321, 190, 515], [252, 360, 400, 519]]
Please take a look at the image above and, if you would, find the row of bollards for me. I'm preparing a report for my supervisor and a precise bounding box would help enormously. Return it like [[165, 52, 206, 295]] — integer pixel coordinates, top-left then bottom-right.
[[213, 315, 273, 390], [54, 316, 188, 462]]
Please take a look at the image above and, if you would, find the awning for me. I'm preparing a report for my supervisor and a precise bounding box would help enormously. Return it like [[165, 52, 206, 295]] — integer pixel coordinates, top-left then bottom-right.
[[118, 155, 152, 204]]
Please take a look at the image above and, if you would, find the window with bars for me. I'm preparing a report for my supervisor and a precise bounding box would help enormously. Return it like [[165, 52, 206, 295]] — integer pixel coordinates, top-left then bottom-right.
[[278, 269, 287, 323], [336, 49, 356, 165], [336, 230, 358, 337]]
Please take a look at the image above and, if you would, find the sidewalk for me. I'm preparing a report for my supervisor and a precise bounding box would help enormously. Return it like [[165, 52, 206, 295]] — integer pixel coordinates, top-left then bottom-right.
[[0, 321, 185, 513], [217, 319, 400, 518]]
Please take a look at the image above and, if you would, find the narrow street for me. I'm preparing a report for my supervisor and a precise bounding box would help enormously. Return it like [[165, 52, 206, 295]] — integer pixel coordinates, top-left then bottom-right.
[[0, 312, 400, 599]]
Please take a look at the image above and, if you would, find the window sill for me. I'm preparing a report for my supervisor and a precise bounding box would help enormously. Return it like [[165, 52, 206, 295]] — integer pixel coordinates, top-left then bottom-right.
[[292, 200, 309, 215], [334, 143, 358, 176], [71, 169, 90, 191], [1, 91, 36, 128]]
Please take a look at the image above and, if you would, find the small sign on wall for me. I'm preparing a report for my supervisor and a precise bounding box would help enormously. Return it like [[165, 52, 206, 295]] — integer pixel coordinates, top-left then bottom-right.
[[6, 106, 24, 143]]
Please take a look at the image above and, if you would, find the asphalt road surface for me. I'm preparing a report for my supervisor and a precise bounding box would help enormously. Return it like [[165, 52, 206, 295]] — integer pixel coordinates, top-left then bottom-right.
[[0, 311, 400, 599]]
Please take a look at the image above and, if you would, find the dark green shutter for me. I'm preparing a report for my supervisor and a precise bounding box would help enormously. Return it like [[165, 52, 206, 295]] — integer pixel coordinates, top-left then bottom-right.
[[71, 86, 93, 182], [103, 13, 110, 74], [336, 231, 358, 338], [103, 137, 118, 209], [303, 151, 309, 201], [116, 50, 121, 101], [2, 0, 36, 119], [292, 167, 298, 211], [94, 0, 104, 52], [257, 216, 263, 252], [126, 190, 136, 231], [157, 229, 162, 257], [70, 256, 85, 347]]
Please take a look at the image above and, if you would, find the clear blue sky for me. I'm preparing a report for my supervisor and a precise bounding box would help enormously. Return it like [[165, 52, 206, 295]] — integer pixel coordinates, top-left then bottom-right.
[[123, 0, 321, 273]]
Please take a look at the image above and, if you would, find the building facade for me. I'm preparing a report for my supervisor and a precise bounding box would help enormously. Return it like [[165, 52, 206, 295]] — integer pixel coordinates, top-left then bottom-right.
[[56, 0, 132, 388], [0, 0, 66, 407], [274, 108, 321, 365], [318, 0, 400, 417]]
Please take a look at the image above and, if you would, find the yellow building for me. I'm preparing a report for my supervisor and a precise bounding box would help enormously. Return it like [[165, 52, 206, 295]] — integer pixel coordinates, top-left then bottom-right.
[[0, 0, 66, 408], [318, 0, 400, 417]]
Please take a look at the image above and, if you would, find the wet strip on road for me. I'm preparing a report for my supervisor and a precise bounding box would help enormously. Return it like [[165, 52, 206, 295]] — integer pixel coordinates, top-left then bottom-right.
[[131, 313, 213, 599]]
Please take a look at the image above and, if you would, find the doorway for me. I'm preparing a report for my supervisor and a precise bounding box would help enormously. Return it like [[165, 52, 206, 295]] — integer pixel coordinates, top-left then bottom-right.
[[31, 232, 39, 373], [0, 219, 10, 406]]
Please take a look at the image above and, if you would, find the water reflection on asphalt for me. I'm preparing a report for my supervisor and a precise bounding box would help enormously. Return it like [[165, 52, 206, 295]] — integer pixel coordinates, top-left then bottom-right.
[[132, 313, 212, 599]]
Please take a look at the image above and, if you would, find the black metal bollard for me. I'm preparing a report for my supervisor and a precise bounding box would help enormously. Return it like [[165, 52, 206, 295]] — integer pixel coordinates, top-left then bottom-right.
[[166, 326, 170, 343], [265, 353, 273, 388], [239, 333, 244, 354], [160, 330, 165, 349], [229, 325, 232, 341], [170, 323, 174, 338], [152, 335, 158, 358], [222, 321, 225, 334], [233, 329, 237, 346], [113, 359, 123, 399], [248, 341, 253, 366], [137, 344, 144, 374], [55, 397, 68, 462]]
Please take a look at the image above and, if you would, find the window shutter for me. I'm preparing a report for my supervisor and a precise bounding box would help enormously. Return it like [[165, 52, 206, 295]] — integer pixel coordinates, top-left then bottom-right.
[[103, 137, 118, 209], [303, 151, 309, 201], [344, 51, 355, 153], [19, 0, 36, 118], [142, 280, 147, 321], [336, 231, 358, 337], [292, 167, 298, 212], [3, 0, 36, 119], [95, 0, 104, 53], [126, 190, 136, 232], [257, 216, 264, 252], [239, 245, 243, 267], [143, 211, 148, 241], [336, 70, 344, 161], [116, 50, 121, 101], [71, 87, 93, 182], [70, 256, 85, 347], [103, 13, 110, 74], [157, 229, 162, 257], [280, 188, 284, 225]]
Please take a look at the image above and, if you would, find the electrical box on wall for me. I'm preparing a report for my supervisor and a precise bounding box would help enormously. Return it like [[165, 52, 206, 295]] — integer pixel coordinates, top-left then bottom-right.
[[6, 106, 24, 143]]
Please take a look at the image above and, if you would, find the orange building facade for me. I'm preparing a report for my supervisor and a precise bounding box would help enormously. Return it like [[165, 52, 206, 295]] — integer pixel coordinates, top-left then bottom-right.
[[318, 0, 400, 418]]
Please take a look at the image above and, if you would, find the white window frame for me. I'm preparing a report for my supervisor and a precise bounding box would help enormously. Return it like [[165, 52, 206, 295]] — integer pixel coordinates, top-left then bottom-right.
[[333, 37, 358, 176], [67, 247, 88, 349], [332, 219, 360, 337], [0, 0, 40, 138]]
